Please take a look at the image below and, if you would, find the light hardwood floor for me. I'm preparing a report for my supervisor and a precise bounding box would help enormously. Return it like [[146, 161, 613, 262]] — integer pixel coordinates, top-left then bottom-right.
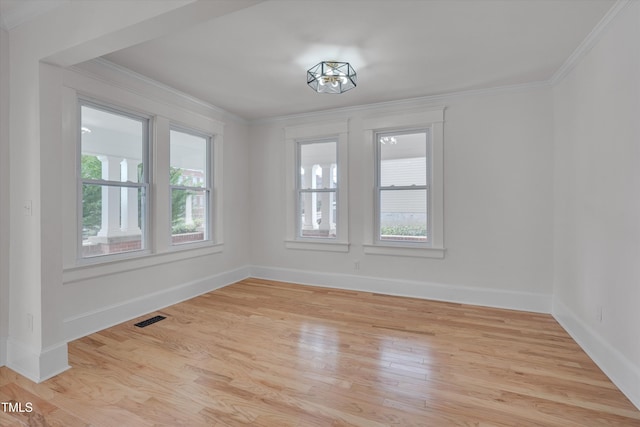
[[1, 278, 639, 426]]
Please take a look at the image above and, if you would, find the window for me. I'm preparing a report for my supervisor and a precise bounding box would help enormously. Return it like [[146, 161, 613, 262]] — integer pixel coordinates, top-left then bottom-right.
[[363, 108, 445, 258], [170, 127, 211, 245], [79, 101, 150, 259], [285, 120, 349, 252], [376, 130, 429, 244], [297, 139, 337, 239]]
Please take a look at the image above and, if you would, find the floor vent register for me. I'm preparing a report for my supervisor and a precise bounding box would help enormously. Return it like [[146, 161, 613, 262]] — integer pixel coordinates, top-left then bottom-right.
[[134, 315, 166, 328]]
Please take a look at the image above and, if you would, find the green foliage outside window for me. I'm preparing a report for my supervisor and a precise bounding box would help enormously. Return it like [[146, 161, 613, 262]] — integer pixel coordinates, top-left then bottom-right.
[[82, 155, 102, 238], [82, 160, 198, 237], [170, 167, 196, 234], [380, 224, 427, 237]]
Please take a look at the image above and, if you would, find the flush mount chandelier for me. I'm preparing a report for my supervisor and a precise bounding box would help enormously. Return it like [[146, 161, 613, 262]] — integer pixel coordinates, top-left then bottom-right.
[[307, 61, 357, 94]]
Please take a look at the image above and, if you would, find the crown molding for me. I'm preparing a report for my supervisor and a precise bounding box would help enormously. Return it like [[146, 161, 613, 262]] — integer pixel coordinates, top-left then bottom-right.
[[550, 0, 632, 86], [83, 57, 551, 126], [250, 80, 551, 125], [77, 58, 248, 124], [58, 0, 630, 126]]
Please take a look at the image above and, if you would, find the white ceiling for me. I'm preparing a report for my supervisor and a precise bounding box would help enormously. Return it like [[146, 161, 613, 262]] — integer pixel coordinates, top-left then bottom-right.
[[2, 0, 617, 121], [101, 0, 615, 120], [0, 0, 69, 30]]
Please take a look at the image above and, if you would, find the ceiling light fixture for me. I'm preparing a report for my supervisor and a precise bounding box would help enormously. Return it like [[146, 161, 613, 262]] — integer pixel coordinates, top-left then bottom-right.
[[307, 61, 356, 94]]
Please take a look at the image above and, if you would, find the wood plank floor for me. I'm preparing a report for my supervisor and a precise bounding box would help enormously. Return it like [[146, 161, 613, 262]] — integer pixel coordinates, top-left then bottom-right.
[[1, 278, 639, 426]]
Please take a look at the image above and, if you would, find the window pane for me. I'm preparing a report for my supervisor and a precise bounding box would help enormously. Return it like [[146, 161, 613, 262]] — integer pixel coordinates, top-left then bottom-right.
[[379, 131, 426, 187], [299, 141, 337, 190], [380, 189, 427, 242], [81, 105, 145, 183], [170, 127, 210, 246], [170, 129, 207, 188], [299, 191, 336, 238], [82, 184, 144, 257], [171, 188, 207, 244]]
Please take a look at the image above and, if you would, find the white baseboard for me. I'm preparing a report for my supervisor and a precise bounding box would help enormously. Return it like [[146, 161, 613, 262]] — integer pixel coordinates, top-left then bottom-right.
[[553, 298, 640, 411], [249, 265, 552, 314], [64, 266, 250, 343], [0, 336, 6, 366], [6, 339, 70, 383]]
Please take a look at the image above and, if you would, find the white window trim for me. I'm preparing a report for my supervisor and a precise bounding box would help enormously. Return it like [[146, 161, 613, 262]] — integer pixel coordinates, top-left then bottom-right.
[[61, 78, 225, 275], [362, 108, 445, 258], [285, 120, 350, 252], [155, 117, 224, 256], [168, 124, 213, 248]]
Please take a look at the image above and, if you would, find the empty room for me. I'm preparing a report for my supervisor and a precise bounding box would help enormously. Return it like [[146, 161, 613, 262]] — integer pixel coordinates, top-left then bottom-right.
[[1, 0, 639, 425]]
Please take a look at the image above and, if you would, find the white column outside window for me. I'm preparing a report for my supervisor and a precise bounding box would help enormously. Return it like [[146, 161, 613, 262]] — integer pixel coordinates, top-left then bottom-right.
[[302, 165, 314, 231], [319, 163, 332, 232], [96, 155, 121, 238], [120, 158, 142, 236]]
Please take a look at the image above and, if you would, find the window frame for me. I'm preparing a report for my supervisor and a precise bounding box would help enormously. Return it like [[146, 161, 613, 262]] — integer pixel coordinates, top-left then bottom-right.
[[168, 125, 213, 247], [76, 98, 152, 263], [284, 120, 349, 252], [295, 137, 339, 241], [363, 108, 445, 258], [374, 128, 431, 247]]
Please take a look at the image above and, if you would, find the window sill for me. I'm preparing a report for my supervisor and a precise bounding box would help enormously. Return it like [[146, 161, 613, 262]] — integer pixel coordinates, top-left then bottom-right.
[[63, 243, 223, 284], [363, 244, 445, 258], [285, 240, 350, 253]]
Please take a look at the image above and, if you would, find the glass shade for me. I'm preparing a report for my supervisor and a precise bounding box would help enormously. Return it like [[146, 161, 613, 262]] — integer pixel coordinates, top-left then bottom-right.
[[307, 61, 357, 94]]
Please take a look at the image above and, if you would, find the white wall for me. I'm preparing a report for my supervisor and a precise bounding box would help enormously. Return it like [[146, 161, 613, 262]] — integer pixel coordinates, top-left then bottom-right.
[[3, 0, 255, 382], [552, 1, 640, 408], [249, 87, 554, 312], [0, 27, 9, 366], [40, 62, 252, 342], [2, 2, 636, 411]]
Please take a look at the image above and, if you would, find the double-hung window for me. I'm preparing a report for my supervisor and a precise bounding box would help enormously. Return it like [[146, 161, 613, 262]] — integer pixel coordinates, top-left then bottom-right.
[[169, 127, 211, 246], [285, 120, 349, 252], [376, 129, 429, 244], [297, 139, 338, 239], [79, 100, 150, 259], [363, 108, 445, 258]]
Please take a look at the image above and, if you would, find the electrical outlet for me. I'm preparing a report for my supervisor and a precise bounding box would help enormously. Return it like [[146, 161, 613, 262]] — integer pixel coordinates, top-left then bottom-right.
[[26, 313, 33, 332], [354, 260, 360, 271], [23, 200, 32, 216]]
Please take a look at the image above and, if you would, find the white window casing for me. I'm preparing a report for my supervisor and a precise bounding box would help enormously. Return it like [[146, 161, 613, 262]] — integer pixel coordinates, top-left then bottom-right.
[[362, 108, 445, 258], [284, 120, 349, 252], [61, 76, 224, 279]]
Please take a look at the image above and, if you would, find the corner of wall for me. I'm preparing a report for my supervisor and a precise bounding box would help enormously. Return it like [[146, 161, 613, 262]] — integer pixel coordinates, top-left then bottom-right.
[[0, 27, 10, 370], [552, 297, 640, 410], [6, 339, 70, 383]]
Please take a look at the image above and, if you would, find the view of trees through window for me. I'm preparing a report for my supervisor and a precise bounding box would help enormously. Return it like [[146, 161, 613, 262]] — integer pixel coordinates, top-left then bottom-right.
[[80, 103, 148, 258], [81, 155, 102, 239], [169, 128, 209, 245], [82, 157, 205, 246], [170, 166, 200, 235]]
